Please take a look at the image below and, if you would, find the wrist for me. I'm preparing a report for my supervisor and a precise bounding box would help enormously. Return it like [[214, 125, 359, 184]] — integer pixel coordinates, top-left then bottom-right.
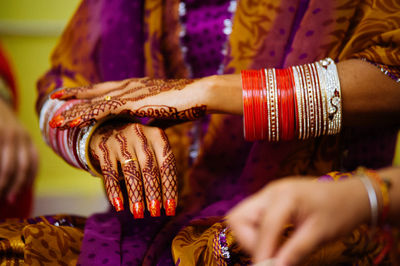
[[201, 74, 243, 115]]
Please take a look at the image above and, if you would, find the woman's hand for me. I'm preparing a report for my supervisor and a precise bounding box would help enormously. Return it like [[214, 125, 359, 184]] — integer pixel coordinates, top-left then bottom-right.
[[0, 99, 38, 203], [48, 75, 243, 128], [89, 122, 178, 218], [227, 177, 371, 266], [50, 77, 208, 128]]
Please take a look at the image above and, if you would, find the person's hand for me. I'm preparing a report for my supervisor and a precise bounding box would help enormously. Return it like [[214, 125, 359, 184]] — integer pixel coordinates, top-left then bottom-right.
[[48, 74, 244, 129], [89, 122, 178, 218], [0, 99, 38, 203], [227, 177, 371, 266], [49, 77, 209, 128]]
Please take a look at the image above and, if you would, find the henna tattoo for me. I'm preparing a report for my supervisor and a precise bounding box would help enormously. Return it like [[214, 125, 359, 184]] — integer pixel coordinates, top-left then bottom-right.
[[160, 152, 177, 200], [111, 78, 193, 99], [158, 128, 177, 200], [62, 99, 125, 122], [98, 131, 120, 200], [140, 78, 193, 93], [133, 105, 207, 121], [175, 105, 207, 121], [115, 132, 143, 203], [64, 84, 94, 96], [66, 78, 141, 98], [59, 78, 199, 126], [134, 124, 161, 202], [159, 128, 171, 157], [115, 132, 132, 159]]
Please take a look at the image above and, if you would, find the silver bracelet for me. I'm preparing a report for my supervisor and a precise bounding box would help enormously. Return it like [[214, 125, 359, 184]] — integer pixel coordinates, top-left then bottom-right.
[[319, 58, 342, 135], [359, 176, 378, 228], [76, 122, 98, 175]]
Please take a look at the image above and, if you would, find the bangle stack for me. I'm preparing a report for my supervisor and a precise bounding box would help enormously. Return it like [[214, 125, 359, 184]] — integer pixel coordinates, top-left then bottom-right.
[[241, 58, 342, 141], [39, 90, 100, 176]]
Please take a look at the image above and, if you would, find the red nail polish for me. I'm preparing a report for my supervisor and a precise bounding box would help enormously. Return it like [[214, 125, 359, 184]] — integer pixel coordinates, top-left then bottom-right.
[[165, 199, 176, 216], [133, 202, 144, 219], [69, 117, 82, 128], [50, 89, 66, 99], [49, 115, 64, 128], [149, 200, 160, 217], [112, 197, 124, 212]]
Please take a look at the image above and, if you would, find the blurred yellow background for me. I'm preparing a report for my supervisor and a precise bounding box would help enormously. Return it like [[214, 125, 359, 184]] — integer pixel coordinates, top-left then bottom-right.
[[0, 0, 107, 216], [0, 0, 399, 217]]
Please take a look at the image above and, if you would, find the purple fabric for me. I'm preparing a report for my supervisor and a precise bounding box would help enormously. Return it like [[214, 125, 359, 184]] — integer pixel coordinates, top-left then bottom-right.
[[75, 0, 398, 265], [181, 0, 233, 77], [98, 0, 144, 81]]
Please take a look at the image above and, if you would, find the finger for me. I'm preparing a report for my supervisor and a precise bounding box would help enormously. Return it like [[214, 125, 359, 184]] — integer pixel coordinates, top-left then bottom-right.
[[227, 198, 264, 252], [133, 124, 162, 217], [51, 78, 142, 100], [48, 99, 89, 129], [58, 99, 124, 129], [7, 133, 30, 203], [253, 200, 292, 263], [98, 136, 124, 212], [115, 131, 145, 219], [275, 220, 322, 266], [150, 128, 178, 216], [0, 132, 15, 198]]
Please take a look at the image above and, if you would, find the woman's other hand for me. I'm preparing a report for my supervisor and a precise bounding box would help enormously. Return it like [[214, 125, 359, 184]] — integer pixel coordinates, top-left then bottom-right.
[[227, 177, 371, 266], [0, 99, 38, 203], [89, 122, 178, 218], [49, 74, 243, 128]]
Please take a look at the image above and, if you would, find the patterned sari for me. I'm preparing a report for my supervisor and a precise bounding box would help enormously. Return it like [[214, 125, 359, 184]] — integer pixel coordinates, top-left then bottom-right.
[[1, 0, 400, 265]]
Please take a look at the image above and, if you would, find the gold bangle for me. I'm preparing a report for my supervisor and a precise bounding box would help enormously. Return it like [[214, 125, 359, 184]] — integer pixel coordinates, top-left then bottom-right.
[[84, 120, 106, 177]]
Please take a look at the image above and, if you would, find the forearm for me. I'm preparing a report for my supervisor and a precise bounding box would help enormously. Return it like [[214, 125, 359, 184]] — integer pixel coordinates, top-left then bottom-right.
[[205, 59, 400, 126], [339, 60, 400, 126]]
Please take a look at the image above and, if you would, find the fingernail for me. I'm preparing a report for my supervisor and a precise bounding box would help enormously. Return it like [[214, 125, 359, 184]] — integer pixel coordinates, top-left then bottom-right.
[[112, 197, 124, 212], [49, 115, 64, 128], [149, 200, 160, 217], [133, 202, 144, 219], [50, 89, 66, 99], [69, 117, 82, 128], [165, 199, 176, 216]]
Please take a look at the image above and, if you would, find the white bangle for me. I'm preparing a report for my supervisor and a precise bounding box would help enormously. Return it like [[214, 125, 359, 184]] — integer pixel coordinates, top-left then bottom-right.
[[359, 176, 378, 228]]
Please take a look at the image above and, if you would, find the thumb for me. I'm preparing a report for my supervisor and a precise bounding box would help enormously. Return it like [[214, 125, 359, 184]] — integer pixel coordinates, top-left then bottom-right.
[[275, 219, 323, 266]]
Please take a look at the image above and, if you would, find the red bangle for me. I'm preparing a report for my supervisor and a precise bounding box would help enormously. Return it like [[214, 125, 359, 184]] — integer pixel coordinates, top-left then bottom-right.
[[260, 69, 268, 140], [258, 70, 266, 139], [276, 68, 296, 141], [241, 70, 255, 140], [286, 67, 296, 140], [283, 69, 291, 140], [243, 67, 297, 141], [251, 70, 262, 140]]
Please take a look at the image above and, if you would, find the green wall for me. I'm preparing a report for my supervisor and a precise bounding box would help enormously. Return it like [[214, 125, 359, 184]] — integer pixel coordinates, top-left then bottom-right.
[[0, 1, 104, 209]]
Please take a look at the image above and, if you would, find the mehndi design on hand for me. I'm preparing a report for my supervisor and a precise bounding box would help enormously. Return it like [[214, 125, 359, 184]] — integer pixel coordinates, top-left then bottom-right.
[[49, 78, 206, 128], [89, 122, 178, 218]]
